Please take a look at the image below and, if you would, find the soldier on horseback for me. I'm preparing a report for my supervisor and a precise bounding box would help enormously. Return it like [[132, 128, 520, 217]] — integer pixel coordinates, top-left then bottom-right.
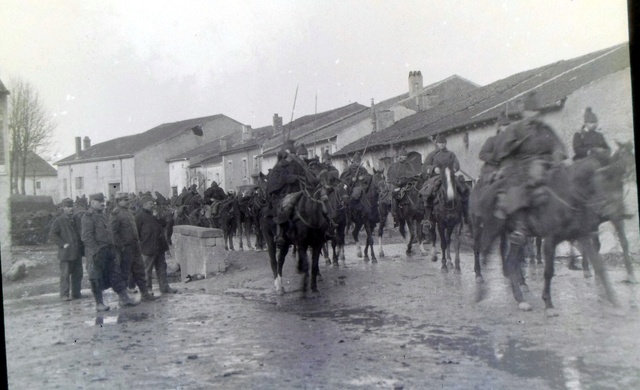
[[268, 140, 323, 246], [573, 107, 610, 161], [491, 91, 566, 243], [477, 111, 511, 187], [421, 134, 470, 227], [387, 146, 421, 226], [340, 152, 365, 183]]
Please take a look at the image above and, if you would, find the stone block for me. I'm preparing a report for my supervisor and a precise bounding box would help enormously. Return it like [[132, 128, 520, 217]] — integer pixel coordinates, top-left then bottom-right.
[[172, 227, 226, 282]]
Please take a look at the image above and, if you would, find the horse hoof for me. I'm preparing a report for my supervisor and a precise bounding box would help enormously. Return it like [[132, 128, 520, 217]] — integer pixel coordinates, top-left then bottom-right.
[[475, 276, 484, 284], [372, 258, 378, 264], [583, 270, 593, 279], [454, 269, 461, 275], [379, 252, 385, 258], [440, 267, 448, 274], [325, 260, 332, 266], [431, 256, 438, 263], [545, 308, 559, 317], [519, 302, 532, 311], [363, 257, 370, 263]]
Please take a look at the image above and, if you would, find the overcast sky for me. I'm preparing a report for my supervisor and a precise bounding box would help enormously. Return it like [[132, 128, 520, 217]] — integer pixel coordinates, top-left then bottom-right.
[[0, 0, 631, 160]]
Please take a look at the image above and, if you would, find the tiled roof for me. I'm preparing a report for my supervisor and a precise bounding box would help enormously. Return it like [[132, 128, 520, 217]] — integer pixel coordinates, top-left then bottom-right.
[[220, 125, 274, 155], [335, 43, 630, 156], [261, 102, 368, 155], [167, 131, 241, 162], [14, 151, 57, 176], [56, 114, 241, 165]]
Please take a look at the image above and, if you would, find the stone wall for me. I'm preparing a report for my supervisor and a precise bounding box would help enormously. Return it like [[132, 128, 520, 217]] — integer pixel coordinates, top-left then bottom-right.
[[171, 225, 227, 282]]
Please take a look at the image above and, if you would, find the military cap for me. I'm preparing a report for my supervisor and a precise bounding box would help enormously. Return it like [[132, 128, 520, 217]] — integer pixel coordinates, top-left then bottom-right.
[[60, 198, 74, 207], [115, 191, 129, 200], [522, 91, 542, 112], [496, 111, 510, 127], [189, 184, 197, 191], [584, 107, 598, 124], [89, 193, 105, 202], [435, 134, 447, 144], [322, 150, 332, 162], [140, 195, 154, 206], [281, 139, 295, 153]]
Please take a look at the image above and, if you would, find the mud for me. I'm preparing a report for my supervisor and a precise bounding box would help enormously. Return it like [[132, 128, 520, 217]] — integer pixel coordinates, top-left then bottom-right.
[[3, 239, 640, 389]]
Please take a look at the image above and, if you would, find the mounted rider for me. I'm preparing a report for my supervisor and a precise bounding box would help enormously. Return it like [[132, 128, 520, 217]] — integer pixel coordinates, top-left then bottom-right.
[[491, 91, 567, 243], [420, 134, 470, 226], [340, 151, 366, 184], [321, 150, 340, 182], [477, 111, 511, 187], [387, 146, 422, 224], [572, 107, 610, 161], [267, 140, 322, 246]]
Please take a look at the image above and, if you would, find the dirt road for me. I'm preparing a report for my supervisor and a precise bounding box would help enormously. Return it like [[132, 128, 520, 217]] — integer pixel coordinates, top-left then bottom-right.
[[3, 240, 640, 389]]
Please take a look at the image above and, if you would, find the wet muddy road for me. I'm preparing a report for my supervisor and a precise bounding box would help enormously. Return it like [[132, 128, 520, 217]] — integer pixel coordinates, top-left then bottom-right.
[[4, 241, 640, 389]]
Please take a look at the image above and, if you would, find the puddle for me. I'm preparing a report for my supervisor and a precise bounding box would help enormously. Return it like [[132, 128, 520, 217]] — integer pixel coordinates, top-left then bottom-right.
[[86, 312, 150, 326]]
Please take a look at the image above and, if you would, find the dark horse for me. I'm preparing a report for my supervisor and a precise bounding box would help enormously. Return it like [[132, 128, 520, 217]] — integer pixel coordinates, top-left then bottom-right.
[[394, 176, 425, 256], [323, 175, 348, 266], [423, 166, 464, 272], [262, 174, 330, 295], [373, 168, 393, 258], [348, 170, 380, 262], [473, 151, 630, 312]]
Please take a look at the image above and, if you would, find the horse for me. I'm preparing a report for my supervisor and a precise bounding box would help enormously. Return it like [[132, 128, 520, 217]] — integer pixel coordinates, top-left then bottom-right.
[[348, 170, 380, 262], [237, 190, 255, 251], [393, 176, 425, 256], [247, 174, 269, 251], [210, 197, 238, 251], [323, 173, 348, 266], [373, 168, 393, 258], [262, 175, 330, 295], [473, 152, 630, 312], [423, 166, 464, 272]]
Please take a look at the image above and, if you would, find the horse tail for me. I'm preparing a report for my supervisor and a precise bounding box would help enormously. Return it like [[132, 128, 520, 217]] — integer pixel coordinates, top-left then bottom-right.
[[445, 167, 455, 201]]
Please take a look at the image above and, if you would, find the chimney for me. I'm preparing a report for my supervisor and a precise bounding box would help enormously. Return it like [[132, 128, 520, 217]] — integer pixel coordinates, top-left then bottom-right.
[[408, 71, 423, 98], [83, 136, 91, 150], [273, 114, 283, 134], [241, 125, 253, 142], [75, 137, 82, 158]]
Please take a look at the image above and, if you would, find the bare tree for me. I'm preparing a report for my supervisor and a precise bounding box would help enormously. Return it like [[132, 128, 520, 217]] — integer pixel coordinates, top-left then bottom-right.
[[8, 78, 55, 195]]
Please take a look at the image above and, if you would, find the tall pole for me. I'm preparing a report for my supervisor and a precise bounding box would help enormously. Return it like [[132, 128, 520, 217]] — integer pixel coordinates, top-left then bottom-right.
[[285, 84, 299, 141]]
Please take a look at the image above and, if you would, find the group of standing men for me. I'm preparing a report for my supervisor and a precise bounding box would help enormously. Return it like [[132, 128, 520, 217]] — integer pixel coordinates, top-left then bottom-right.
[[49, 191, 177, 312]]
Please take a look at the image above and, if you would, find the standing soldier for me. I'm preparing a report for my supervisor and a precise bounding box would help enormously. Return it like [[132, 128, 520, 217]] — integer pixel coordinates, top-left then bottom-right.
[[82, 193, 137, 311], [573, 107, 610, 161], [110, 192, 156, 302], [492, 91, 566, 242], [49, 198, 84, 301], [136, 195, 178, 295]]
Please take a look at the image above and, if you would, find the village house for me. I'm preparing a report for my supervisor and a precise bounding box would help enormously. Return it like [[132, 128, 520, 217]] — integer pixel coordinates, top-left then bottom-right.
[[335, 42, 636, 252], [167, 131, 241, 196], [219, 124, 273, 193], [12, 151, 58, 200], [54, 114, 244, 200]]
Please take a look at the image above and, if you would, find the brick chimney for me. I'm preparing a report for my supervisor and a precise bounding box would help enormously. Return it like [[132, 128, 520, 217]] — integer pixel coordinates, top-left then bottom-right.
[[83, 136, 91, 150], [273, 114, 283, 135], [75, 137, 82, 159], [241, 125, 253, 142], [408, 71, 423, 97]]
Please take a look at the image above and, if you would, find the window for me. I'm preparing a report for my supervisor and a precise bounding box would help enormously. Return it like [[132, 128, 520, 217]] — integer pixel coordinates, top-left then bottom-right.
[[36, 181, 41, 189], [75, 177, 84, 190], [172, 186, 178, 197], [242, 158, 248, 178], [253, 156, 259, 170], [63, 179, 68, 196]]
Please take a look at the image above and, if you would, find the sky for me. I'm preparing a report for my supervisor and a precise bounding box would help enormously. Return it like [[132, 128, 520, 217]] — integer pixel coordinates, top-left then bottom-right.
[[0, 0, 631, 161]]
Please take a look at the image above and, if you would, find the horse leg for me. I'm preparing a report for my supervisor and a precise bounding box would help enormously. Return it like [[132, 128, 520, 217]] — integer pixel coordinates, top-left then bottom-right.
[[536, 236, 543, 265], [353, 222, 363, 258], [453, 223, 462, 274], [541, 238, 557, 311], [297, 244, 310, 295], [576, 235, 619, 307], [504, 235, 530, 311], [406, 219, 415, 256], [568, 242, 581, 270], [238, 222, 244, 250], [378, 218, 386, 258], [613, 219, 636, 283], [310, 245, 322, 292], [323, 242, 331, 265], [440, 223, 448, 273]]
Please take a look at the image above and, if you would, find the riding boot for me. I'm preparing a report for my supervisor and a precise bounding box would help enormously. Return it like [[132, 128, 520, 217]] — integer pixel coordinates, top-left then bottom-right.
[[118, 290, 138, 307], [139, 285, 157, 302], [90, 280, 110, 312]]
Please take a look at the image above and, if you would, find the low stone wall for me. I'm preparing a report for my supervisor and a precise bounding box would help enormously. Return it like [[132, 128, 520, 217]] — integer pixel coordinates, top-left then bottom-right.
[[171, 225, 226, 282]]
